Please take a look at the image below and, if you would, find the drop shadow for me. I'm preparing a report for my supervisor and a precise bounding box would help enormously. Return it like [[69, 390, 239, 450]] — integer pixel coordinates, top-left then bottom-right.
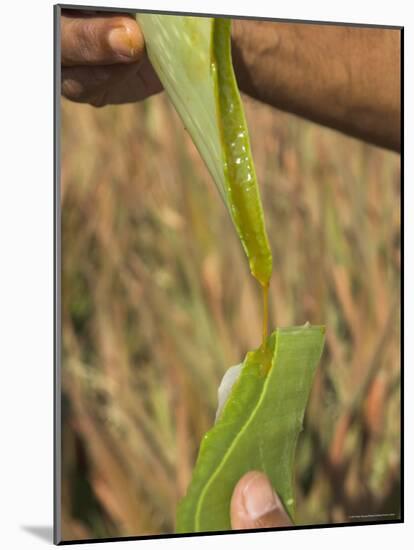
[[21, 525, 54, 543]]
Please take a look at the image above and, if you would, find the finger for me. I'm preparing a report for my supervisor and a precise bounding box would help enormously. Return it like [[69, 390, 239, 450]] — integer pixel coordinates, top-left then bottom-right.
[[62, 60, 162, 106], [230, 471, 292, 530], [61, 12, 145, 66], [62, 64, 117, 103]]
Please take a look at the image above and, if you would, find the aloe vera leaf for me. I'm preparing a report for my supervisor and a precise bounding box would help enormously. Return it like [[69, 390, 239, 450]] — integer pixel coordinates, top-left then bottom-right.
[[176, 325, 325, 533], [136, 14, 272, 287]]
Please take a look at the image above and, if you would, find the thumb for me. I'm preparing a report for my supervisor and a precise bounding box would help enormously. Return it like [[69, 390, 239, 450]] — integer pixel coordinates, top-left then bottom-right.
[[230, 471, 292, 530]]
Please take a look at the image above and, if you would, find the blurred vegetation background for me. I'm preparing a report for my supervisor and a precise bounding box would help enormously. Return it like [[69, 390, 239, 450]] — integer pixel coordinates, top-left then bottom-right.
[[60, 66, 401, 540]]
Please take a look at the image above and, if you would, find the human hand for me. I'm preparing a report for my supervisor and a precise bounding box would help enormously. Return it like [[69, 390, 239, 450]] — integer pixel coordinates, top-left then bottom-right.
[[231, 471, 292, 529], [61, 10, 163, 106]]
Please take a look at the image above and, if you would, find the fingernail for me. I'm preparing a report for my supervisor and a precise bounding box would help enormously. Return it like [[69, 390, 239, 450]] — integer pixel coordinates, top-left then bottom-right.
[[242, 472, 281, 520], [108, 27, 136, 58]]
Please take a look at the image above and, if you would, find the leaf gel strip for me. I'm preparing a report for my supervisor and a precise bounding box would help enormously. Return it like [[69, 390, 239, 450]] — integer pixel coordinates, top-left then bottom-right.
[[211, 18, 273, 290]]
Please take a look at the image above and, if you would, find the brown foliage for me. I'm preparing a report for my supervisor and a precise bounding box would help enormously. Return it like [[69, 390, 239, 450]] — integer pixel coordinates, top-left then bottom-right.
[[60, 92, 400, 539]]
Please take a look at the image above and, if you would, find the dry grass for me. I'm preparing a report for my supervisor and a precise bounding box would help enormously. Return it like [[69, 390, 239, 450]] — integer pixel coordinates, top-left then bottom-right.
[[60, 87, 400, 539]]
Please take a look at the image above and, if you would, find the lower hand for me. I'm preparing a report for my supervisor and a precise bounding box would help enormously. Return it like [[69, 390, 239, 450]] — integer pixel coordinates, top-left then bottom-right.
[[231, 471, 292, 529]]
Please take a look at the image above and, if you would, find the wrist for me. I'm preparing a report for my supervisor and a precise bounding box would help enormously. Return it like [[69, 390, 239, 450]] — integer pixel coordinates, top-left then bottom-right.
[[231, 19, 257, 97]]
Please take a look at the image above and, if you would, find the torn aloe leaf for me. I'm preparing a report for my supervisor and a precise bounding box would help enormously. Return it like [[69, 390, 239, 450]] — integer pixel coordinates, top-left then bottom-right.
[[176, 325, 325, 533], [136, 13, 325, 534], [136, 14, 272, 287]]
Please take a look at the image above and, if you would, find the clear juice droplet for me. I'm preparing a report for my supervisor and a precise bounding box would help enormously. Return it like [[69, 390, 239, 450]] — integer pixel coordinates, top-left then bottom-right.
[[262, 283, 269, 346]]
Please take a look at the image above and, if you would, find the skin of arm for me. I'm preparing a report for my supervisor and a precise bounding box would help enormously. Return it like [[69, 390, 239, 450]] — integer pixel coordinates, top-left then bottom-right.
[[231, 19, 401, 152]]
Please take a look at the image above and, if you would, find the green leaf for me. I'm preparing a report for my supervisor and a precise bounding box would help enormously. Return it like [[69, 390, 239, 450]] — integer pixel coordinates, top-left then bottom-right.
[[176, 325, 325, 533], [136, 14, 272, 287], [136, 14, 325, 534]]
